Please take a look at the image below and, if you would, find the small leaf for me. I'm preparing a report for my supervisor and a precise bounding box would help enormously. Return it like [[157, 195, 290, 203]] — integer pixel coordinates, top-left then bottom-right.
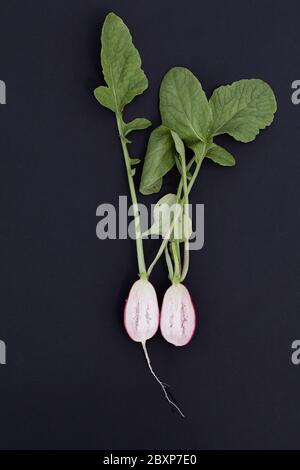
[[143, 193, 191, 241], [171, 130, 189, 179], [174, 155, 182, 175], [140, 126, 177, 195], [94, 86, 115, 111], [143, 194, 178, 238], [96, 12, 148, 113], [209, 79, 277, 142], [129, 157, 141, 166], [160, 67, 212, 144], [170, 130, 185, 159], [120, 135, 131, 144], [189, 141, 206, 163], [124, 118, 151, 136], [131, 168, 136, 176], [206, 144, 236, 166]]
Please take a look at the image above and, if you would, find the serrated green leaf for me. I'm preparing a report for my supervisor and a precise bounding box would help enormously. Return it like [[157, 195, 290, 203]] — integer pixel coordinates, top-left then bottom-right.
[[160, 67, 212, 144], [209, 79, 277, 142], [206, 144, 236, 166], [140, 126, 176, 195], [124, 118, 151, 136], [96, 12, 148, 113]]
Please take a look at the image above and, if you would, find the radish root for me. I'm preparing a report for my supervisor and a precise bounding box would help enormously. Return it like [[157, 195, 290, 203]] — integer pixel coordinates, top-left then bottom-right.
[[141, 341, 185, 418]]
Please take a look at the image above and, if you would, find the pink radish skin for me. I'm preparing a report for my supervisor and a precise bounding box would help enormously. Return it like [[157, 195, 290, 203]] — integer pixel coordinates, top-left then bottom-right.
[[124, 279, 159, 342], [160, 283, 196, 347]]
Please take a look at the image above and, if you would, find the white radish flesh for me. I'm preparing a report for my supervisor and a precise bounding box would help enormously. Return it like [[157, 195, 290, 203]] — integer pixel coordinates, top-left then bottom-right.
[[124, 279, 159, 342], [160, 283, 196, 346]]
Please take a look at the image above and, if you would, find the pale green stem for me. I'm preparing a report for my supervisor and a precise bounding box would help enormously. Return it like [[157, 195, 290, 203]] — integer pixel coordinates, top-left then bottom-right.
[[147, 216, 178, 276], [177, 155, 197, 200], [187, 150, 206, 195], [171, 241, 180, 282], [147, 235, 169, 277], [176, 241, 181, 274], [179, 145, 190, 283], [116, 114, 147, 277], [164, 245, 174, 280]]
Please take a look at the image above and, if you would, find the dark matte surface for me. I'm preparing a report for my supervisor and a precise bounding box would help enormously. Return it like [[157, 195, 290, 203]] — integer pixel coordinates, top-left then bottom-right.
[[0, 0, 299, 450]]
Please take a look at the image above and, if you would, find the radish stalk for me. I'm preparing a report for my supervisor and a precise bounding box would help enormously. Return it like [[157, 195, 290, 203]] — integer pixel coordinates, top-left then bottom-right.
[[164, 245, 174, 281], [116, 114, 147, 279]]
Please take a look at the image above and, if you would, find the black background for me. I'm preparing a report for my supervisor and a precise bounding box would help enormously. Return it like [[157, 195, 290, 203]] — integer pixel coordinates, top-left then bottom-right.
[[0, 0, 299, 451]]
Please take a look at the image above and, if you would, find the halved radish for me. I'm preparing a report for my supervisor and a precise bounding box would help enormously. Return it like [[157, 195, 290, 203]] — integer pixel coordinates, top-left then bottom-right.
[[124, 278, 185, 417], [124, 279, 159, 342], [160, 283, 196, 346]]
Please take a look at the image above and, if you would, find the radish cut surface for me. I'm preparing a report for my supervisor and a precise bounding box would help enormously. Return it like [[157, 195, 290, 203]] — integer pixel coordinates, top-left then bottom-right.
[[160, 284, 196, 346], [124, 279, 159, 342]]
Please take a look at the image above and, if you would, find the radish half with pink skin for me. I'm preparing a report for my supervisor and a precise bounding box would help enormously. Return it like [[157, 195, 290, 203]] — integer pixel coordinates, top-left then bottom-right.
[[124, 279, 159, 342], [124, 278, 185, 417], [160, 283, 196, 347]]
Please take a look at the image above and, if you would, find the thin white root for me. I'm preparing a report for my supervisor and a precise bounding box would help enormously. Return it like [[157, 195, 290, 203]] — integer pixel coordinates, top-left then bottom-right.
[[141, 341, 185, 418]]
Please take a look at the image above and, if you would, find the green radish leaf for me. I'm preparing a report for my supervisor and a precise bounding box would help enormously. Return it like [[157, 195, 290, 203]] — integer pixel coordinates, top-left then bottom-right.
[[189, 141, 206, 163], [209, 79, 277, 142], [160, 67, 212, 144], [143, 193, 178, 238], [206, 144, 236, 166], [94, 12, 148, 113], [94, 86, 115, 112], [143, 193, 192, 241], [174, 154, 182, 175], [129, 157, 141, 165], [170, 130, 185, 159], [140, 126, 177, 195], [171, 130, 185, 176], [124, 118, 151, 136]]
